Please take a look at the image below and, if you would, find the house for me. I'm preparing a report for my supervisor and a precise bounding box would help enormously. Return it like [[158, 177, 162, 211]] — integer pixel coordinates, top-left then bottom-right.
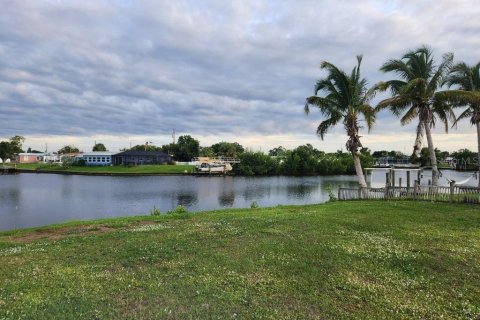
[[79, 152, 117, 166], [16, 153, 45, 163], [112, 150, 172, 165], [42, 153, 62, 163]]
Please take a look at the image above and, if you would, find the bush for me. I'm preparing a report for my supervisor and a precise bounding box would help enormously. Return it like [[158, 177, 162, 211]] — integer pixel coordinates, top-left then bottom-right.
[[167, 205, 188, 214], [150, 206, 161, 216]]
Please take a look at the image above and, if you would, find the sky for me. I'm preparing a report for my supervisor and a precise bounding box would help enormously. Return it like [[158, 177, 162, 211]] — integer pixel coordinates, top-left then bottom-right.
[[1, 0, 479, 154]]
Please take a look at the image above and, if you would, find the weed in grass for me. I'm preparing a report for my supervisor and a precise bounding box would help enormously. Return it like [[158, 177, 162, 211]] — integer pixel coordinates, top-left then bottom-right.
[[167, 205, 188, 214], [324, 184, 337, 202], [250, 201, 259, 209], [150, 206, 161, 216]]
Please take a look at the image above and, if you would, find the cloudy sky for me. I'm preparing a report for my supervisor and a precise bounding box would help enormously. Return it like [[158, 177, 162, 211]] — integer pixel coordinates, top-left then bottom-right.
[[1, 0, 479, 153]]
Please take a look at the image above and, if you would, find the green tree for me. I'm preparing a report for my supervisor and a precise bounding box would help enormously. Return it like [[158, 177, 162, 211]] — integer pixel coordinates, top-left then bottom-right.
[[131, 144, 161, 151], [268, 146, 287, 157], [376, 46, 473, 186], [445, 61, 480, 185], [0, 136, 25, 161], [305, 56, 375, 187], [451, 148, 477, 170], [58, 145, 80, 154], [199, 146, 215, 157], [234, 151, 280, 176], [211, 142, 244, 158], [92, 143, 107, 152], [282, 144, 322, 175], [175, 135, 200, 162]]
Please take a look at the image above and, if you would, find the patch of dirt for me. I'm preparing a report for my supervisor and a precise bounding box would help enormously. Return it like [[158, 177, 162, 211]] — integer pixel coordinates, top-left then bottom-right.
[[6, 221, 159, 243]]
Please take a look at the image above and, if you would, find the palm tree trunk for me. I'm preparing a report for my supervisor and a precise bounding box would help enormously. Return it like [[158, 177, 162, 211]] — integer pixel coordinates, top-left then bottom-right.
[[477, 121, 480, 187], [423, 120, 439, 186], [352, 151, 367, 188], [412, 122, 423, 158]]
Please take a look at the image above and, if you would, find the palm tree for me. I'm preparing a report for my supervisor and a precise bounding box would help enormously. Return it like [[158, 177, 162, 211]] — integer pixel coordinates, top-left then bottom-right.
[[305, 55, 375, 188], [445, 62, 480, 186], [376, 46, 458, 186]]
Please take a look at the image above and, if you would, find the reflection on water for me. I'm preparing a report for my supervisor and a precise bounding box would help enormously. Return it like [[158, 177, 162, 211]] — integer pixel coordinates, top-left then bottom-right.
[[1, 171, 473, 231], [176, 192, 198, 207]]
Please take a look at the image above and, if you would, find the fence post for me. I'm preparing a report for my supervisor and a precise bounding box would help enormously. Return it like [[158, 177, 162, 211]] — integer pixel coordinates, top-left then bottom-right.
[[449, 181, 455, 203], [413, 180, 419, 200], [338, 188, 341, 200], [407, 171, 411, 192], [399, 177, 402, 188], [358, 187, 362, 200]]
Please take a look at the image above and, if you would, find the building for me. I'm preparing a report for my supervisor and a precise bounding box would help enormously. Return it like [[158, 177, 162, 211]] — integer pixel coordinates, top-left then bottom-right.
[[112, 150, 172, 165], [79, 152, 117, 166], [42, 153, 61, 163], [16, 153, 44, 163]]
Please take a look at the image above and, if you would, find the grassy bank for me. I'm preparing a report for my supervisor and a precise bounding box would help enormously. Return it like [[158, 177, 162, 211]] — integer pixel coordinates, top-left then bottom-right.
[[8, 163, 194, 174], [1, 201, 479, 319]]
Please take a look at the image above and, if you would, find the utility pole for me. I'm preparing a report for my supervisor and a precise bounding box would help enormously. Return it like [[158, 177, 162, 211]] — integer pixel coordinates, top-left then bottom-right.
[[172, 129, 176, 144]]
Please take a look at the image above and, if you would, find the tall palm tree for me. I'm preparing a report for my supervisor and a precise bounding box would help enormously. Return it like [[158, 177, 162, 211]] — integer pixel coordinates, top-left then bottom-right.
[[445, 62, 480, 186], [305, 55, 375, 188], [376, 46, 457, 186]]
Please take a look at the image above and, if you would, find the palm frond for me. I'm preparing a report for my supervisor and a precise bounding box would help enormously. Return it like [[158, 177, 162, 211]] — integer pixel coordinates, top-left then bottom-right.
[[399, 106, 418, 126], [428, 52, 453, 93], [380, 59, 414, 80], [376, 95, 412, 115], [316, 115, 342, 140], [452, 107, 473, 126]]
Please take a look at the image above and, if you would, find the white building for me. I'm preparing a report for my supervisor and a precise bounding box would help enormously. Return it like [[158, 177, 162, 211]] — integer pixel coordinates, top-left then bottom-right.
[[79, 152, 117, 166]]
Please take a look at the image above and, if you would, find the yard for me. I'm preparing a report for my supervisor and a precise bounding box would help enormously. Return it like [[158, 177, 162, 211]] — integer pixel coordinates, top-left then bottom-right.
[[0, 201, 479, 319]]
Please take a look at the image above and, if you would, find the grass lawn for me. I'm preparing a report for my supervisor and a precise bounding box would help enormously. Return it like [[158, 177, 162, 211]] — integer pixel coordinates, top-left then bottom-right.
[[1, 201, 479, 319], [9, 163, 194, 174]]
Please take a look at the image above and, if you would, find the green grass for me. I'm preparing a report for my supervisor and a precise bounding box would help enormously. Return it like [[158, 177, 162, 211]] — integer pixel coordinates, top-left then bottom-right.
[[1, 201, 479, 319], [9, 163, 194, 174]]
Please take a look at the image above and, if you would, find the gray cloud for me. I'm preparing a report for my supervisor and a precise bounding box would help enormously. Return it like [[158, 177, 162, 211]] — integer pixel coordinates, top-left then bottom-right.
[[1, 0, 479, 151]]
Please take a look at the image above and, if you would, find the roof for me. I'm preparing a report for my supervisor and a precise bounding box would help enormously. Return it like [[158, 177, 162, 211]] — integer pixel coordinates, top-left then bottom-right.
[[17, 153, 45, 156], [114, 150, 171, 157], [80, 152, 117, 156]]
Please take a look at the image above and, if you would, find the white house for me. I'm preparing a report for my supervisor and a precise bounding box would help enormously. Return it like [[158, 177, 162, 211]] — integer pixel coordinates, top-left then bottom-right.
[[79, 152, 117, 166], [42, 153, 62, 163]]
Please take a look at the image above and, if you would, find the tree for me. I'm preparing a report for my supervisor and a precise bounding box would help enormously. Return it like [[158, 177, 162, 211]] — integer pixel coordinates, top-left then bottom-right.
[[131, 144, 161, 151], [175, 135, 200, 162], [445, 61, 480, 185], [376, 46, 464, 186], [305, 56, 376, 187], [92, 143, 107, 152], [0, 136, 25, 160], [211, 142, 244, 158], [58, 145, 80, 154], [268, 146, 287, 157], [199, 146, 215, 157]]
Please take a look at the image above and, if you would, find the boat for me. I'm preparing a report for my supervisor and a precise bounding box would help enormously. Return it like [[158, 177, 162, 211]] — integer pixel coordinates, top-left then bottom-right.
[[192, 157, 238, 175]]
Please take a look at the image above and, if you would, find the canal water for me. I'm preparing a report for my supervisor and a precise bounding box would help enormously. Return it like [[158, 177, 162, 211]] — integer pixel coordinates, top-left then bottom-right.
[[0, 174, 359, 231], [0, 171, 477, 231]]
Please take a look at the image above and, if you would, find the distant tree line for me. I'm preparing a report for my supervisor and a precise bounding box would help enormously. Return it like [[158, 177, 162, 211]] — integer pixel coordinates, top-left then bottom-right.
[[2, 134, 477, 174]]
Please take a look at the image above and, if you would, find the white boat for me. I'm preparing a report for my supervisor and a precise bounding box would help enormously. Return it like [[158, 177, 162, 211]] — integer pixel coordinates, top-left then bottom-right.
[[193, 157, 236, 174]]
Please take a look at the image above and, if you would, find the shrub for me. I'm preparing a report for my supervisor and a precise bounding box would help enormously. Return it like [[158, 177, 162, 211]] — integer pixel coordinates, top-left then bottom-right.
[[150, 206, 161, 216]]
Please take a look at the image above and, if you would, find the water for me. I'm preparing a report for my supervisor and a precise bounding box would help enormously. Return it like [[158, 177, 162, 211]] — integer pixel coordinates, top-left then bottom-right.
[[0, 174, 359, 231]]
